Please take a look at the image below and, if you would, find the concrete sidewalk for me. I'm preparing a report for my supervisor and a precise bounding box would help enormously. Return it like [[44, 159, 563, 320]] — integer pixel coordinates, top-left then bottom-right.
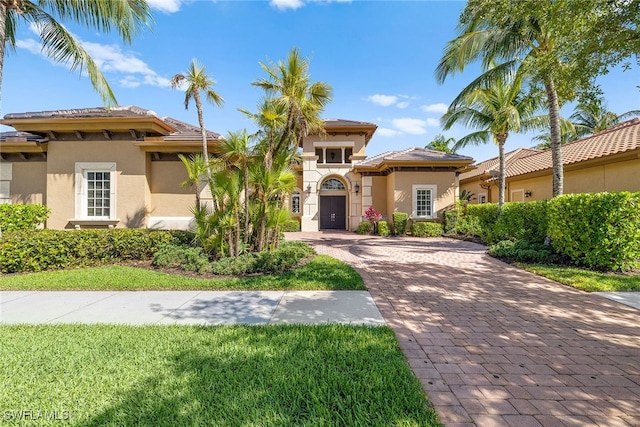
[[0, 290, 385, 326]]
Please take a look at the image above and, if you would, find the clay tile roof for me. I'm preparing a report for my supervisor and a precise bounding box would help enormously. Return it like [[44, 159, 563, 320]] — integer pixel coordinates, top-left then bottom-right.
[[460, 147, 543, 180], [161, 117, 222, 141], [3, 105, 157, 120], [0, 131, 43, 142], [506, 118, 640, 177], [323, 118, 377, 127], [356, 147, 473, 167]]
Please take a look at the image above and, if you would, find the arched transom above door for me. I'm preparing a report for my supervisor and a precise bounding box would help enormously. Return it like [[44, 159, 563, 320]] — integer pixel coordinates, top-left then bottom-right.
[[321, 178, 345, 191]]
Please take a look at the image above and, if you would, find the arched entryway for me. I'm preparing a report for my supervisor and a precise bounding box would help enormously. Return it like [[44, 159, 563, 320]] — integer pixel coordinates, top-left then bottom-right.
[[319, 178, 347, 230]]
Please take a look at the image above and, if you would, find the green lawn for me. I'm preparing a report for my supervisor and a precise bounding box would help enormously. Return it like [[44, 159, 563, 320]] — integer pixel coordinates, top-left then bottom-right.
[[517, 263, 640, 292], [0, 324, 440, 426], [0, 255, 364, 291]]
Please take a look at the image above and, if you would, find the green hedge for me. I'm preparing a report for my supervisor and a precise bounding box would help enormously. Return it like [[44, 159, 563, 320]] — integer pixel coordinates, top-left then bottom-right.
[[548, 192, 640, 271], [0, 204, 50, 232], [377, 220, 390, 237], [410, 221, 443, 237], [280, 219, 301, 232], [489, 240, 557, 264], [392, 212, 408, 236], [211, 241, 316, 275], [0, 229, 194, 273], [355, 222, 372, 235], [495, 201, 549, 244]]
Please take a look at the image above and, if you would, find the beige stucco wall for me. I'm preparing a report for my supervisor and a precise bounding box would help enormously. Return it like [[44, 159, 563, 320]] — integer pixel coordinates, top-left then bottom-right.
[[390, 171, 458, 221], [303, 133, 367, 158], [367, 176, 387, 216], [10, 161, 47, 204], [45, 140, 150, 229], [149, 160, 194, 217]]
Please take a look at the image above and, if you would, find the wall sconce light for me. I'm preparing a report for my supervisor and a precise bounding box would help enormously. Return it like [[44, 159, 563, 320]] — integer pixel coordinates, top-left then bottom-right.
[[306, 184, 312, 193], [524, 191, 532, 198], [354, 183, 360, 194]]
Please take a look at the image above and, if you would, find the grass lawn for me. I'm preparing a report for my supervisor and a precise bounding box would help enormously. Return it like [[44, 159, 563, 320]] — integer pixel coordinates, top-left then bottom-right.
[[517, 263, 640, 292], [0, 255, 364, 291], [0, 324, 440, 426]]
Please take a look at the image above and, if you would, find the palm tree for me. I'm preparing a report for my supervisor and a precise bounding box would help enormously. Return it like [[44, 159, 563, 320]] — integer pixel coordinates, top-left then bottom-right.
[[251, 48, 332, 170], [218, 129, 255, 244], [178, 153, 207, 210], [570, 99, 640, 139], [171, 59, 224, 180], [442, 67, 545, 206], [0, 0, 152, 107], [426, 134, 457, 153], [436, 5, 567, 196]]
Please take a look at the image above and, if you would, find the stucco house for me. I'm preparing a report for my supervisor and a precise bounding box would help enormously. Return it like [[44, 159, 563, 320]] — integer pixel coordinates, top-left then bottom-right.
[[0, 106, 475, 231], [460, 118, 640, 203]]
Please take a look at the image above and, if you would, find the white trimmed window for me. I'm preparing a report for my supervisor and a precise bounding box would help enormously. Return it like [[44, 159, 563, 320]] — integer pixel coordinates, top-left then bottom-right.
[[291, 190, 301, 215], [412, 185, 437, 219], [478, 192, 487, 204], [75, 162, 117, 220]]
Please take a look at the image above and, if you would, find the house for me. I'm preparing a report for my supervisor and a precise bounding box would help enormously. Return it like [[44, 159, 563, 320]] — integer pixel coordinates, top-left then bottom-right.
[[460, 118, 640, 202], [0, 106, 475, 231]]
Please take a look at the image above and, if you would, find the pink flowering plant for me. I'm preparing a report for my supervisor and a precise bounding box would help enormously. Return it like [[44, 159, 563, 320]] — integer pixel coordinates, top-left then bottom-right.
[[363, 206, 382, 233]]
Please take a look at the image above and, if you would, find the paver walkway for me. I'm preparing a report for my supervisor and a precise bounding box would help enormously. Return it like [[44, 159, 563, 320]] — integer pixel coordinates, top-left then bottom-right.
[[288, 232, 640, 427]]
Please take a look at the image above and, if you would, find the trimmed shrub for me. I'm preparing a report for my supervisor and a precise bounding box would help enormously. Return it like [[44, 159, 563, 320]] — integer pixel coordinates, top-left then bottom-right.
[[211, 241, 315, 275], [463, 204, 501, 243], [392, 212, 408, 236], [0, 229, 193, 273], [355, 222, 372, 235], [489, 240, 557, 264], [411, 221, 443, 237], [152, 244, 211, 273], [548, 192, 640, 271], [377, 220, 390, 236], [0, 204, 50, 232], [495, 201, 549, 244], [281, 219, 301, 232], [443, 208, 459, 234]]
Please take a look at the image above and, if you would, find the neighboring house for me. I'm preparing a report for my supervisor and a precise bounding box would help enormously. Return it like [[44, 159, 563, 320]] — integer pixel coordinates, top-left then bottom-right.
[[0, 106, 475, 231], [460, 118, 640, 203]]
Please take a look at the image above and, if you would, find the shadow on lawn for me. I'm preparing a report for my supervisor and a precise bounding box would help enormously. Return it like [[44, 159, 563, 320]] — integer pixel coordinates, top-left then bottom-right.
[[81, 325, 440, 426]]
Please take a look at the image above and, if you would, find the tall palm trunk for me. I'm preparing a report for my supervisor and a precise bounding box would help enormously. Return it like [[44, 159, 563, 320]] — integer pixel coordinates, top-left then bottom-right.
[[257, 196, 268, 252], [243, 165, 250, 244], [497, 136, 507, 207], [193, 90, 211, 180], [544, 76, 563, 197], [0, 2, 7, 112]]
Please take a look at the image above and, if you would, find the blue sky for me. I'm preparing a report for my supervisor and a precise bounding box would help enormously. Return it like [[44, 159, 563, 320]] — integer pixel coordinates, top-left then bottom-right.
[[2, 0, 638, 163]]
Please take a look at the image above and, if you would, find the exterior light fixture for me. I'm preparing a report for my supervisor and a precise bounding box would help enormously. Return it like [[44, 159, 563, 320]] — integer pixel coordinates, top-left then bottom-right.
[[307, 184, 312, 193], [524, 191, 532, 198], [355, 183, 360, 194]]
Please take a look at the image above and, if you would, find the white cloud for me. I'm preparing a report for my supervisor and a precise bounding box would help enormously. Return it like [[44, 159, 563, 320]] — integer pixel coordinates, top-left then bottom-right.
[[147, 0, 183, 13], [376, 128, 402, 137], [366, 94, 398, 107], [271, 0, 351, 10], [420, 103, 449, 114], [391, 118, 428, 135], [396, 101, 409, 109], [270, 0, 305, 10], [16, 36, 170, 89], [425, 118, 440, 127]]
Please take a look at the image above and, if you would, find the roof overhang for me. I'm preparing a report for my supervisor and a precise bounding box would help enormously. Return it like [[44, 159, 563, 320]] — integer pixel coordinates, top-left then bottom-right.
[[324, 123, 378, 144], [133, 137, 222, 153], [0, 116, 176, 136], [353, 159, 474, 174]]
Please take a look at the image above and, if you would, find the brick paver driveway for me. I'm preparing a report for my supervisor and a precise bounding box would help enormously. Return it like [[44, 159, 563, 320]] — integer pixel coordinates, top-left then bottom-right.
[[288, 232, 640, 427]]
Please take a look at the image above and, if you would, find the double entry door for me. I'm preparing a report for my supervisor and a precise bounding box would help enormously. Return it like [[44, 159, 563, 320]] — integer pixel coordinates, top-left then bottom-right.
[[319, 196, 346, 230]]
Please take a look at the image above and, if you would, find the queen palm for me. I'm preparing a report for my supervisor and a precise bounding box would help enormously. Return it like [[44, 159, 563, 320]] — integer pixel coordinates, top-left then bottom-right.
[[218, 129, 254, 244], [570, 99, 640, 139], [171, 59, 224, 180], [251, 48, 332, 170], [0, 0, 152, 107], [178, 153, 207, 210], [436, 2, 574, 196], [442, 67, 545, 206]]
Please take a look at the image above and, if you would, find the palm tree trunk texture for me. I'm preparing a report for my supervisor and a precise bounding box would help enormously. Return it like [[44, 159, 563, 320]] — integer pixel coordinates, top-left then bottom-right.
[[193, 90, 211, 180], [0, 2, 7, 113], [498, 138, 506, 207], [545, 76, 564, 197]]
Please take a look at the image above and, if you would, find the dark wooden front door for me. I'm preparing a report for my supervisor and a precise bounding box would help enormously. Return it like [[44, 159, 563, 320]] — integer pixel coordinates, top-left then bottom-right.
[[320, 196, 346, 230]]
